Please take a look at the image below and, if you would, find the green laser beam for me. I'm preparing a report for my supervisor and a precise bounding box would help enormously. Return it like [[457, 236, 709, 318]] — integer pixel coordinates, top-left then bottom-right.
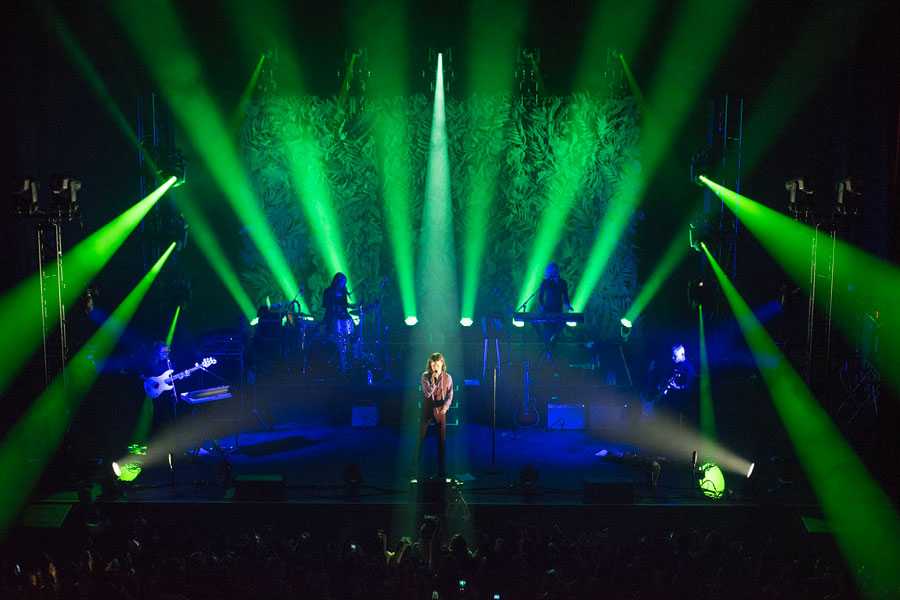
[[0, 242, 176, 535], [0, 177, 176, 395], [350, 0, 416, 318], [49, 10, 255, 320], [230, 53, 266, 132], [572, 0, 747, 309], [742, 4, 866, 174], [517, 96, 602, 310], [700, 176, 900, 395], [165, 305, 181, 346], [624, 230, 691, 322], [111, 1, 305, 310], [461, 0, 527, 320], [698, 305, 716, 445], [223, 0, 352, 302], [173, 191, 257, 320], [49, 7, 141, 152], [703, 243, 900, 593]]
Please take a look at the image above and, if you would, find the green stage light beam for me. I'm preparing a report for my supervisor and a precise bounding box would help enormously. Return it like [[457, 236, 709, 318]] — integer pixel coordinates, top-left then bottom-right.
[[703, 244, 900, 593], [460, 0, 527, 322], [700, 176, 900, 394], [618, 53, 644, 109], [165, 305, 181, 347], [572, 0, 747, 310], [623, 231, 690, 323], [573, 0, 657, 93], [350, 0, 417, 320], [223, 0, 353, 304], [698, 305, 716, 444], [0, 243, 176, 535], [521, 0, 659, 312], [516, 97, 601, 311], [49, 8, 141, 153], [111, 1, 306, 311], [0, 177, 176, 395], [416, 55, 466, 527], [741, 5, 866, 175], [230, 53, 266, 132], [284, 134, 353, 291], [173, 192, 257, 321]]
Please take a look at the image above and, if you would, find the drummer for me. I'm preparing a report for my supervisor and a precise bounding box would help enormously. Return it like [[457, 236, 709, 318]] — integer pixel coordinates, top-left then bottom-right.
[[322, 272, 355, 338]]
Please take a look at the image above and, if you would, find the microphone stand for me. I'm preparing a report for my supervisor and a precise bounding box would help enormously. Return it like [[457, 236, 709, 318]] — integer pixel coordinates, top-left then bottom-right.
[[516, 290, 539, 313]]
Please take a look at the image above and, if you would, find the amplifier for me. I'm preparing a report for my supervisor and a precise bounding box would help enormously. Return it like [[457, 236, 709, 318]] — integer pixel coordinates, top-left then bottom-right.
[[547, 402, 586, 430]]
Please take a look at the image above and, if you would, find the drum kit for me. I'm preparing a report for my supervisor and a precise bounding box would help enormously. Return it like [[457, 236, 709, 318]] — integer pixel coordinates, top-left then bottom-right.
[[256, 298, 383, 380]]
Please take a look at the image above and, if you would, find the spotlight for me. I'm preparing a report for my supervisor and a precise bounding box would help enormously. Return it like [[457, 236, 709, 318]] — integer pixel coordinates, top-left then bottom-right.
[[512, 317, 524, 328], [111, 461, 121, 478], [697, 462, 725, 499], [619, 317, 632, 340], [565, 320, 577, 328], [49, 175, 81, 216], [405, 316, 418, 326], [460, 317, 474, 327], [835, 178, 861, 217], [747, 462, 755, 478], [784, 177, 814, 222], [690, 147, 713, 186], [688, 279, 712, 309], [13, 179, 39, 216]]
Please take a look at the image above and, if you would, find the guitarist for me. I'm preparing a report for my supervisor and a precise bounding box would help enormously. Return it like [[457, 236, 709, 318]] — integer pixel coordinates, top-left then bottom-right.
[[415, 352, 454, 478], [644, 343, 697, 424], [139, 342, 178, 442]]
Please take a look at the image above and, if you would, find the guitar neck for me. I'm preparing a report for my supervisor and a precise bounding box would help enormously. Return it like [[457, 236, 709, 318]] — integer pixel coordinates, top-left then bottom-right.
[[172, 365, 200, 381]]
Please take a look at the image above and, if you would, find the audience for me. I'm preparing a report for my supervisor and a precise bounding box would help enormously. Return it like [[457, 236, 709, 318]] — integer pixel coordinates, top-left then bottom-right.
[[0, 508, 873, 599]]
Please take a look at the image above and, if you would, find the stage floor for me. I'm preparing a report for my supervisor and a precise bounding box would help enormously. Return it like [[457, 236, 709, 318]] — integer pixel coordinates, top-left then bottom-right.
[[114, 422, 748, 507]]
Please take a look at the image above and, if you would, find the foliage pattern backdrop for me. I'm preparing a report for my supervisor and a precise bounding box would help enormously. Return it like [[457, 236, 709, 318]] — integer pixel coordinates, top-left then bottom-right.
[[241, 92, 640, 339]]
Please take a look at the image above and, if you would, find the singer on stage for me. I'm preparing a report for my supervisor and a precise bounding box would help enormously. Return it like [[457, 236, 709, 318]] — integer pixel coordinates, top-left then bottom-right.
[[415, 352, 453, 477]]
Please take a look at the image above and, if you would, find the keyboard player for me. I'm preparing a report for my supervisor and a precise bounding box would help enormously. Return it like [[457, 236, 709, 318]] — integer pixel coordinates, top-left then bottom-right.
[[537, 262, 574, 359]]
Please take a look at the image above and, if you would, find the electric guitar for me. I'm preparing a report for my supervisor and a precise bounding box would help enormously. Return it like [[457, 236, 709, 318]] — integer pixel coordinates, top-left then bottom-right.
[[143, 357, 217, 399]]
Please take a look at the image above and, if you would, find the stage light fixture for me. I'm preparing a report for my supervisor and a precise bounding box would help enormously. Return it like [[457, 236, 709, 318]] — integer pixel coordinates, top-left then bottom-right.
[[405, 316, 418, 326], [50, 175, 82, 215], [784, 177, 814, 221], [620, 317, 633, 340], [697, 461, 725, 499], [512, 317, 524, 328], [747, 462, 755, 478], [13, 179, 39, 216], [565, 320, 577, 328], [688, 278, 712, 309], [460, 317, 474, 327]]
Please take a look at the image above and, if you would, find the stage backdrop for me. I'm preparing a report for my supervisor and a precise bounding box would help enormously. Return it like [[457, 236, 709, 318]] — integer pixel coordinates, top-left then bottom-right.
[[241, 92, 640, 339]]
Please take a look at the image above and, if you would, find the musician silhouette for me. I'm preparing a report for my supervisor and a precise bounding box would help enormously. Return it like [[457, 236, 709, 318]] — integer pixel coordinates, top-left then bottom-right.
[[135, 341, 176, 446], [644, 343, 697, 424], [536, 263, 573, 360]]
